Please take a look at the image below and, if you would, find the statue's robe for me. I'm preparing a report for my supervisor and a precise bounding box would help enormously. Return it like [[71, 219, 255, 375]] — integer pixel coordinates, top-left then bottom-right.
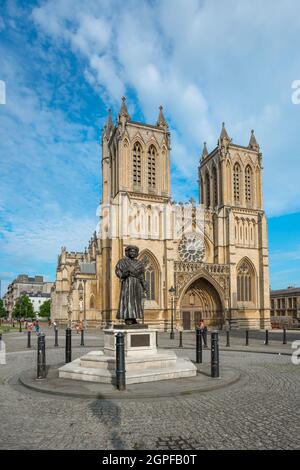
[[115, 257, 146, 320]]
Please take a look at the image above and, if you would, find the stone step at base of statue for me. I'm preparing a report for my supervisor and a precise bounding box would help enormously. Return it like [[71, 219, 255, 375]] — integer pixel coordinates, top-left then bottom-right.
[[58, 354, 197, 385], [79, 350, 177, 371]]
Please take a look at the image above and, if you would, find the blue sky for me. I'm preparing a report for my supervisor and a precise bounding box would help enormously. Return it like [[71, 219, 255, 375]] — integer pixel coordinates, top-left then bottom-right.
[[0, 0, 300, 295]]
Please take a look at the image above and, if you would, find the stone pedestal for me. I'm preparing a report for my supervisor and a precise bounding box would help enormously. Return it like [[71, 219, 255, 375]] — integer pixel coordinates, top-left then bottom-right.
[[58, 328, 197, 385]]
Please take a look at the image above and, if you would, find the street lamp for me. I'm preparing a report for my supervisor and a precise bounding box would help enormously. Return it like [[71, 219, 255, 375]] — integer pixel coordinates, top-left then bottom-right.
[[169, 286, 176, 339]]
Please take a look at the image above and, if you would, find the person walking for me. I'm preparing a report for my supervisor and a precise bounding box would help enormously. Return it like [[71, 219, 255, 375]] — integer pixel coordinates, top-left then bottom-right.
[[199, 319, 208, 348]]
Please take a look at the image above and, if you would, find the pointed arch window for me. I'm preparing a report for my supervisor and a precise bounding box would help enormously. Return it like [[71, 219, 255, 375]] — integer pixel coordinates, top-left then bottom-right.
[[237, 261, 253, 302], [90, 295, 95, 309], [148, 145, 156, 189], [245, 165, 252, 204], [212, 166, 218, 207], [205, 171, 211, 208], [133, 142, 141, 185], [140, 253, 159, 302], [233, 163, 241, 204]]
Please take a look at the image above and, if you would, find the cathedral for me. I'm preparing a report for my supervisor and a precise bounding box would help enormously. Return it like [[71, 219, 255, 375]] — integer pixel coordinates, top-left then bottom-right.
[[51, 97, 271, 330]]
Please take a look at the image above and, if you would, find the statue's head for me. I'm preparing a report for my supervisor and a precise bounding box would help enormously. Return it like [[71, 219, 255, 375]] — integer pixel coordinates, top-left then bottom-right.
[[125, 245, 139, 259]]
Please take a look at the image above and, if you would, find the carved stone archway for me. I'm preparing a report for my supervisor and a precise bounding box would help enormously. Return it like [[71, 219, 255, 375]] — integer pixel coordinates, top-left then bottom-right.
[[179, 276, 224, 330]]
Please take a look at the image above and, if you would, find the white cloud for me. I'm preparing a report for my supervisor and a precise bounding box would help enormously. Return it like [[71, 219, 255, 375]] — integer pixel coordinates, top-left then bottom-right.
[[30, 0, 300, 215]]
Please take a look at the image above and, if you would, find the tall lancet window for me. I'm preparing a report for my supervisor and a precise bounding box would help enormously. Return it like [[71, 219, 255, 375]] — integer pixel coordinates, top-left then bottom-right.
[[140, 253, 159, 302], [205, 171, 211, 208], [233, 163, 241, 204], [245, 165, 252, 204], [133, 142, 141, 185], [148, 145, 156, 189], [237, 260, 253, 302], [212, 166, 218, 207]]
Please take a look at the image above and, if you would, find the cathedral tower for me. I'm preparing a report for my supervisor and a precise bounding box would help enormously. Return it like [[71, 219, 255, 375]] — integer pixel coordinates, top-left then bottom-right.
[[198, 124, 270, 328]]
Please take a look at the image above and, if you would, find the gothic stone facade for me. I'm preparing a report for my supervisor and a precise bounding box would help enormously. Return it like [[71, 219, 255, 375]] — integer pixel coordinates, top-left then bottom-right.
[[51, 98, 271, 330]]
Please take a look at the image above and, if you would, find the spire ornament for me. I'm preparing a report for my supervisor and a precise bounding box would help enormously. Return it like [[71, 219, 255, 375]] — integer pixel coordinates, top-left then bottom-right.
[[156, 105, 168, 129], [118, 96, 131, 122], [248, 129, 260, 151], [201, 141, 209, 160]]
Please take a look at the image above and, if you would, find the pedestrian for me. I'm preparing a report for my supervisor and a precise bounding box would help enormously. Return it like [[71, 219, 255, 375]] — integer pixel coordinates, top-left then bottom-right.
[[35, 321, 40, 335], [75, 323, 80, 334], [199, 319, 208, 348]]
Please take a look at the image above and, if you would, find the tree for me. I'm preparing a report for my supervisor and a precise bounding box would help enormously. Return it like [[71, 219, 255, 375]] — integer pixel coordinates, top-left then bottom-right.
[[0, 299, 7, 318], [13, 295, 34, 319], [39, 299, 51, 318]]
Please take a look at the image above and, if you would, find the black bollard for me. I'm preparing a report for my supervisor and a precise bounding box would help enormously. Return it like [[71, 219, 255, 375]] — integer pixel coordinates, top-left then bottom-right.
[[226, 330, 230, 347], [80, 329, 84, 346], [27, 330, 31, 349], [179, 331, 183, 348], [54, 327, 58, 347], [196, 328, 202, 364], [211, 331, 220, 378], [283, 328, 287, 345], [156, 331, 158, 347], [265, 329, 269, 345], [37, 334, 46, 379], [65, 327, 72, 363], [116, 332, 126, 391], [245, 329, 249, 346]]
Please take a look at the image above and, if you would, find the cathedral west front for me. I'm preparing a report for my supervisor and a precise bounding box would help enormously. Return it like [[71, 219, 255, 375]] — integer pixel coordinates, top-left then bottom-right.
[[51, 97, 271, 330]]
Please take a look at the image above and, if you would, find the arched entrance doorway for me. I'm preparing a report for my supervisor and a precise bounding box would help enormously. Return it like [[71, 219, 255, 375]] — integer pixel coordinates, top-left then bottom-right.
[[180, 277, 223, 329]]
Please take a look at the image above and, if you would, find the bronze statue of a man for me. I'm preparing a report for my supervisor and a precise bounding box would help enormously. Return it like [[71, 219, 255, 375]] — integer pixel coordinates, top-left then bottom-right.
[[115, 245, 147, 325]]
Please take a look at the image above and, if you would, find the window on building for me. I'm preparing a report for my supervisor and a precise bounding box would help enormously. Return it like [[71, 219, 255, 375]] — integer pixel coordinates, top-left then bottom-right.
[[233, 163, 241, 204], [212, 166, 218, 207], [205, 172, 210, 208], [245, 165, 252, 203], [140, 253, 159, 302], [148, 145, 156, 189], [133, 142, 141, 185], [237, 260, 254, 302]]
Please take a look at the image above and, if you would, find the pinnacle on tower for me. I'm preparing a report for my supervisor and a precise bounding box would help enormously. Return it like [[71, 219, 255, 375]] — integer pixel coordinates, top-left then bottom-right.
[[201, 141, 209, 159], [248, 129, 260, 151], [156, 105, 168, 129], [219, 122, 230, 141], [105, 108, 114, 138], [118, 96, 131, 122]]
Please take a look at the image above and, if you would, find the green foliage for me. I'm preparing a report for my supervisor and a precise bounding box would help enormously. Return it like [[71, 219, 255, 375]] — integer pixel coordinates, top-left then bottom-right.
[[13, 295, 34, 319], [0, 299, 7, 318], [39, 299, 51, 318]]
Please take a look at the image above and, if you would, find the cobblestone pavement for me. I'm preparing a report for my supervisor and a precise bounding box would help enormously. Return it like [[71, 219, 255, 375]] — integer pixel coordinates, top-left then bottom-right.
[[0, 340, 299, 450]]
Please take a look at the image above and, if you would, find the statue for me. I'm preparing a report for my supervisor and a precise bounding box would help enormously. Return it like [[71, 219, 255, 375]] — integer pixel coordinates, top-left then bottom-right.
[[115, 245, 147, 325]]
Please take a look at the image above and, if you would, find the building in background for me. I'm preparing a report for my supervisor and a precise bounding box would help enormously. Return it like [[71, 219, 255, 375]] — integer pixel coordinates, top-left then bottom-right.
[[270, 287, 300, 327], [3, 275, 53, 318], [51, 97, 271, 330]]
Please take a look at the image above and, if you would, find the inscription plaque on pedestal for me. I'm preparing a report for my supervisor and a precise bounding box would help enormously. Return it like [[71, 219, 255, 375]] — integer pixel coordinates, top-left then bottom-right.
[[131, 334, 150, 347]]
